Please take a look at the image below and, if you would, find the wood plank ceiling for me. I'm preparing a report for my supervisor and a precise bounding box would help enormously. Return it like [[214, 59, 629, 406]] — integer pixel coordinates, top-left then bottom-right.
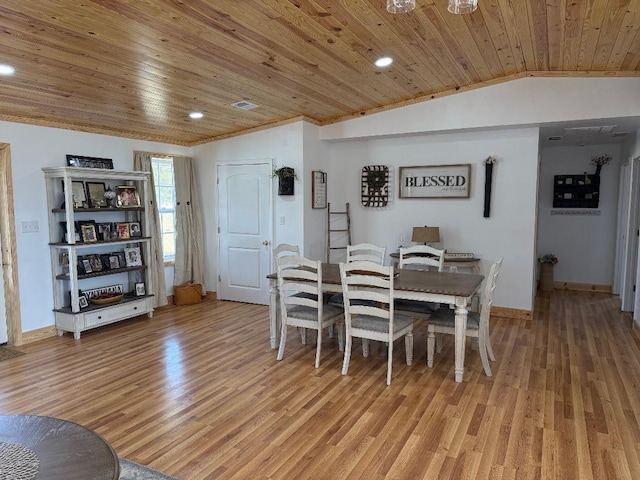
[[0, 0, 638, 146]]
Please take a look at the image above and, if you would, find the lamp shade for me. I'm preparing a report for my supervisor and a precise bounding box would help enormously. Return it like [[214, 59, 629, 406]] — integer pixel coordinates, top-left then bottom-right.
[[387, 0, 416, 14], [412, 226, 440, 243], [448, 0, 478, 14]]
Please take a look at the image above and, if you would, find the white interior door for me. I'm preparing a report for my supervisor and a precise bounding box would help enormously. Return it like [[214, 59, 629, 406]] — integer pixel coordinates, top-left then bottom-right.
[[217, 163, 272, 304]]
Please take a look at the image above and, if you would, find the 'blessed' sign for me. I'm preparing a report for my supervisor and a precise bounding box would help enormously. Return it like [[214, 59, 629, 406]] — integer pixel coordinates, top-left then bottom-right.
[[399, 164, 471, 198]]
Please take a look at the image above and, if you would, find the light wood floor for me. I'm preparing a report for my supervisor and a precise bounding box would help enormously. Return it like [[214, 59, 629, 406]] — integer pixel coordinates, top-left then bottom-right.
[[3, 290, 640, 479]]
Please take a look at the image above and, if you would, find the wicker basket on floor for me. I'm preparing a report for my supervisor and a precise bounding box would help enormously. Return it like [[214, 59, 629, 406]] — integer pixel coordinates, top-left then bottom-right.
[[174, 282, 203, 305]]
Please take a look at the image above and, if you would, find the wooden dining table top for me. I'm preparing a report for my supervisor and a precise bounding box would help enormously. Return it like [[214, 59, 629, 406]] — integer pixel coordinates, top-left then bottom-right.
[[269, 263, 484, 298]]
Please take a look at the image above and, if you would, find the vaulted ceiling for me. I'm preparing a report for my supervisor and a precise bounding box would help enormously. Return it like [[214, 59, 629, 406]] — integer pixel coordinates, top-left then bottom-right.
[[1, 1, 639, 146]]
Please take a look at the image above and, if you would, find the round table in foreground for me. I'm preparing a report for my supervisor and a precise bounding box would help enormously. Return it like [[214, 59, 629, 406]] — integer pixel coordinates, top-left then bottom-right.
[[0, 414, 119, 480]]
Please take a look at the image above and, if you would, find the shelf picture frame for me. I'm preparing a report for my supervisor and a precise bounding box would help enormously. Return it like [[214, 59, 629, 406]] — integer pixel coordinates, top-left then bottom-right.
[[66, 154, 114, 169], [116, 222, 130, 239], [399, 164, 471, 199], [86, 181, 107, 208], [129, 221, 142, 237], [135, 282, 146, 296], [71, 181, 87, 206], [79, 223, 98, 243], [116, 185, 140, 207], [124, 247, 142, 267]]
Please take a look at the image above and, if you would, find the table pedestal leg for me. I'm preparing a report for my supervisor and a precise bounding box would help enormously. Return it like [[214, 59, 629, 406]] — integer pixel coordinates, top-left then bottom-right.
[[454, 297, 468, 383]]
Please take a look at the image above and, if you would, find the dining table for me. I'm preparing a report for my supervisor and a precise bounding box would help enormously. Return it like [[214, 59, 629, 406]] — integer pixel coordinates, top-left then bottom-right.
[[268, 263, 484, 383]]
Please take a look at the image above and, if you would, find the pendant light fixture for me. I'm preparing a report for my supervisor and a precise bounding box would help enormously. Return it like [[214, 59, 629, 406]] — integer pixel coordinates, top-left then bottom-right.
[[386, 0, 416, 14], [447, 0, 478, 14]]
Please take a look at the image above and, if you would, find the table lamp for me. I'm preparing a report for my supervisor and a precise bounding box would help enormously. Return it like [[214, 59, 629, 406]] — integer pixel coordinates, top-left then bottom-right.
[[412, 226, 440, 245]]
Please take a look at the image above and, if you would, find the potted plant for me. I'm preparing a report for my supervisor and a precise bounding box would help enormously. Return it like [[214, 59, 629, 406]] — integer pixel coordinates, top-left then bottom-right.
[[272, 166, 297, 196]]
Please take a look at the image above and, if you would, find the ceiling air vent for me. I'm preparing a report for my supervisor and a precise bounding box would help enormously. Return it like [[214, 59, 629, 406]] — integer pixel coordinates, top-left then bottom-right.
[[548, 136, 562, 141], [611, 132, 629, 137], [231, 100, 259, 110]]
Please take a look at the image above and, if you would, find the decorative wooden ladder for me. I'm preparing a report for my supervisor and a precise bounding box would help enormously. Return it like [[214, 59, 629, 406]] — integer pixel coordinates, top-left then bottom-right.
[[326, 202, 351, 263]]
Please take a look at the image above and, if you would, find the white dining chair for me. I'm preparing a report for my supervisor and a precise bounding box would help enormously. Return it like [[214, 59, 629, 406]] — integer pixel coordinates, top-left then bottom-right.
[[340, 260, 414, 385], [394, 245, 445, 320], [276, 255, 344, 368], [427, 257, 503, 376], [347, 243, 386, 264]]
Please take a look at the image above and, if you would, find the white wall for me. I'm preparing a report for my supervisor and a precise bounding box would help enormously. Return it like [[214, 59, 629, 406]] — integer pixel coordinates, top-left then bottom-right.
[[321, 77, 640, 140], [0, 121, 191, 333], [538, 144, 622, 285], [302, 123, 331, 261], [326, 128, 540, 311], [192, 122, 306, 293]]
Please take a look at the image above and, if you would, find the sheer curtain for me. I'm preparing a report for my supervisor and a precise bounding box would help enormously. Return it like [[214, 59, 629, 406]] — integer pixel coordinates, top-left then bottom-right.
[[133, 151, 168, 307], [173, 156, 205, 294]]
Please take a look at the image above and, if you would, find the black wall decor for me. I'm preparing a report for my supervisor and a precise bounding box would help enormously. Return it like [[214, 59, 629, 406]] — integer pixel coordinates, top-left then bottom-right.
[[274, 166, 295, 196], [483, 156, 497, 218]]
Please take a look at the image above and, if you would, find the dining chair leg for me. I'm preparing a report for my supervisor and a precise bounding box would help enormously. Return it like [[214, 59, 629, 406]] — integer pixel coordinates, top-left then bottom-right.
[[478, 330, 492, 376], [436, 333, 443, 353], [337, 321, 345, 352], [426, 329, 435, 368], [386, 340, 393, 386], [405, 331, 413, 366], [315, 328, 322, 369], [342, 335, 353, 376], [485, 328, 496, 362], [362, 339, 370, 357], [277, 320, 288, 361], [471, 337, 479, 351], [328, 324, 334, 338], [299, 327, 307, 345]]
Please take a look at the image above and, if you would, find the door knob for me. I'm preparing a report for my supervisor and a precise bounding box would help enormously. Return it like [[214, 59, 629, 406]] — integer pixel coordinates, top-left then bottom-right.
[[263, 240, 270, 246]]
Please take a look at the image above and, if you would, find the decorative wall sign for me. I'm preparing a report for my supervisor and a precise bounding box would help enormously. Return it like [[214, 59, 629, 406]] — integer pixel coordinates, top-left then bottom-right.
[[483, 156, 497, 217], [361, 165, 389, 207], [66, 154, 114, 169], [399, 164, 471, 198], [312, 171, 327, 209]]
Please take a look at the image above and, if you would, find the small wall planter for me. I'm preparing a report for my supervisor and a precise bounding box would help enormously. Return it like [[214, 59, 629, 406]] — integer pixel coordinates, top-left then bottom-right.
[[272, 166, 296, 196]]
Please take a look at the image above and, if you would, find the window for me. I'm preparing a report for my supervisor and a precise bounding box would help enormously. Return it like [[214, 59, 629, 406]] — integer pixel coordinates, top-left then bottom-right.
[[151, 157, 176, 263]]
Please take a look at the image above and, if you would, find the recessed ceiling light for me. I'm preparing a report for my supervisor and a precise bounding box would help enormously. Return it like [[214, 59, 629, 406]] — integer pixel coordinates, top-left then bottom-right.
[[0, 64, 16, 76], [189, 112, 204, 119], [375, 57, 393, 68]]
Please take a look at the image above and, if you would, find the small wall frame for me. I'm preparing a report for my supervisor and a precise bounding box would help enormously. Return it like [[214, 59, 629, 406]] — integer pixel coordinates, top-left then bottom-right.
[[312, 171, 327, 209]]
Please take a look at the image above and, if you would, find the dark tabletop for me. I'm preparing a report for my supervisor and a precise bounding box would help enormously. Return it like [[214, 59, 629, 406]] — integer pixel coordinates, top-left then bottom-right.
[[0, 414, 119, 480]]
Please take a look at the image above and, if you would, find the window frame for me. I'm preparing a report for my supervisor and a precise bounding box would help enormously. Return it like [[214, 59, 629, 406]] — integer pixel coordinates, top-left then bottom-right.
[[151, 156, 177, 264]]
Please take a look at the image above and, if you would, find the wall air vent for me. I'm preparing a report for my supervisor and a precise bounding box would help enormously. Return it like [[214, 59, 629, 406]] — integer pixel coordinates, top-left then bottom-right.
[[548, 136, 562, 141], [231, 100, 259, 110]]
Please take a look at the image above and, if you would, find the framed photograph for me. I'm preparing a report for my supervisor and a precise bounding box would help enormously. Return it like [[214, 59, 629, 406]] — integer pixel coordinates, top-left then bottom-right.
[[124, 246, 142, 267], [80, 223, 98, 243], [87, 254, 103, 272], [82, 259, 92, 274], [135, 282, 146, 296], [114, 251, 126, 269], [311, 171, 327, 209], [109, 255, 120, 269], [116, 223, 130, 239], [86, 182, 107, 208], [100, 254, 112, 270], [66, 154, 114, 169], [71, 181, 87, 207], [116, 185, 140, 207], [78, 294, 89, 309], [97, 222, 113, 241], [399, 164, 471, 199], [129, 222, 142, 237]]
